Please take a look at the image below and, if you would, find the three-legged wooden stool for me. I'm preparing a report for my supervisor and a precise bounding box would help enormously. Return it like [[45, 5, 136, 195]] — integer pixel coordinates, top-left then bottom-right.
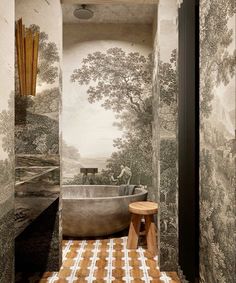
[[127, 201, 158, 255]]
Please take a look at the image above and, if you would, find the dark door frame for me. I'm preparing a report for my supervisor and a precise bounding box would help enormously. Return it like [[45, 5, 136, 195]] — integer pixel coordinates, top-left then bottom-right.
[[178, 0, 199, 282]]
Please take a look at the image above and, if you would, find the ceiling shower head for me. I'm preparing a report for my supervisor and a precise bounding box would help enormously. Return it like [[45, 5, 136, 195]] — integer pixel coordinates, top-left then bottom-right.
[[73, 4, 94, 20]]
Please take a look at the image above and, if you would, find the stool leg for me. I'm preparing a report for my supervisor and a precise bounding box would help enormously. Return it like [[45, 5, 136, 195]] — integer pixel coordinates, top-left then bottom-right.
[[144, 215, 157, 255], [127, 214, 142, 249]]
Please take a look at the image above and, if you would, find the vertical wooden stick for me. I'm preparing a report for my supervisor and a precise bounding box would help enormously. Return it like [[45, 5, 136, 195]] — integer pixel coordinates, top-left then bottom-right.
[[25, 29, 33, 96], [32, 32, 39, 96], [15, 19, 39, 96], [145, 215, 157, 256], [21, 24, 26, 95], [127, 214, 142, 249]]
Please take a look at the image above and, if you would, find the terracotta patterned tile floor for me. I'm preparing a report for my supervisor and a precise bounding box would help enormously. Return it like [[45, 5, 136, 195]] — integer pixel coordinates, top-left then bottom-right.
[[16, 237, 180, 283]]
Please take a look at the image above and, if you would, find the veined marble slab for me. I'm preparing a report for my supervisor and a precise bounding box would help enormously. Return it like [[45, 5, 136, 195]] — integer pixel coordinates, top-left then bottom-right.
[[15, 167, 60, 237], [15, 167, 59, 187], [16, 154, 60, 167], [15, 197, 59, 238], [15, 167, 60, 197]]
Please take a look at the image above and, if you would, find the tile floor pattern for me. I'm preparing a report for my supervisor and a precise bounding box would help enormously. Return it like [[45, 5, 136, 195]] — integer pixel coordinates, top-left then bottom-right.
[[16, 237, 180, 283]]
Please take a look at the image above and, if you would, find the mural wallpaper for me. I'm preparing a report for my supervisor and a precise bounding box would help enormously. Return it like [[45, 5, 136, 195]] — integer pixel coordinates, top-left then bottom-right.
[[63, 23, 153, 190], [0, 0, 15, 282], [200, 0, 236, 282], [63, 6, 179, 272], [152, 0, 179, 271], [15, 0, 62, 272]]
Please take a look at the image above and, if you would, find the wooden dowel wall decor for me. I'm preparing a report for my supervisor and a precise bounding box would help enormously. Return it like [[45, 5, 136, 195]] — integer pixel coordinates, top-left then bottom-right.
[[15, 18, 39, 96]]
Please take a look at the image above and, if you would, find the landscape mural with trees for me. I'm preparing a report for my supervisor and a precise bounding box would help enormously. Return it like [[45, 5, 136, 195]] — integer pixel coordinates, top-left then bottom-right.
[[200, 0, 236, 282], [64, 42, 178, 208], [68, 47, 153, 186], [71, 47, 152, 184]]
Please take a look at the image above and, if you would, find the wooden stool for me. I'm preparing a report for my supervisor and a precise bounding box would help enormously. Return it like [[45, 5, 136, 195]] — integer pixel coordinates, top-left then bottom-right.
[[127, 201, 158, 255]]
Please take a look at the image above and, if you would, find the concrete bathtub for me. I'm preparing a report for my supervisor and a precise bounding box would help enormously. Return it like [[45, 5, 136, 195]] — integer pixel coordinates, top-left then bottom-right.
[[62, 185, 147, 237]]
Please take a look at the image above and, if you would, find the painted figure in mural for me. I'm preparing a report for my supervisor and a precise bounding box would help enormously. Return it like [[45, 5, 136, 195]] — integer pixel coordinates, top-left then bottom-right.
[[110, 174, 118, 184], [117, 165, 132, 185]]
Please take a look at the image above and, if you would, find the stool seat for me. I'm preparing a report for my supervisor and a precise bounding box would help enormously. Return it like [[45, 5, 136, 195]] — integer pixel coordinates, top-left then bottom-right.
[[129, 201, 158, 215]]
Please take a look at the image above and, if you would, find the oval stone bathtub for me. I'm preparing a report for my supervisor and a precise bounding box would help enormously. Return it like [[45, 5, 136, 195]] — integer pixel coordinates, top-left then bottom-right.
[[62, 185, 147, 237]]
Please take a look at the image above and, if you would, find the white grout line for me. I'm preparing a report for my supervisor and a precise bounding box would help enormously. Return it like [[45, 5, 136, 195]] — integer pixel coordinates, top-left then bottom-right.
[[137, 247, 152, 283], [121, 237, 133, 282], [104, 238, 115, 283], [47, 272, 58, 283], [160, 272, 172, 283], [63, 240, 73, 259], [66, 240, 87, 282], [85, 240, 101, 283]]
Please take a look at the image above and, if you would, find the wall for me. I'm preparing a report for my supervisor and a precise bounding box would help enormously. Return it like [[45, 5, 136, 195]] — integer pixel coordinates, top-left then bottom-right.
[[178, 0, 199, 280], [152, 0, 179, 271], [15, 0, 62, 272], [0, 0, 15, 282], [200, 0, 236, 282], [63, 23, 153, 189]]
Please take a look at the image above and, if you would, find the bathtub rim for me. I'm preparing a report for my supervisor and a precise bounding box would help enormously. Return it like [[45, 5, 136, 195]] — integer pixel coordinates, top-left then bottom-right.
[[62, 184, 148, 200]]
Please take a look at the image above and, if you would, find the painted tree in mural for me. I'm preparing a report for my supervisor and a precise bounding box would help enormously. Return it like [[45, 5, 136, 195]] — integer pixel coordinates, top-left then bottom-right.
[[200, 0, 236, 282], [29, 25, 60, 85], [200, 0, 235, 119], [15, 25, 60, 154], [70, 47, 178, 185], [71, 47, 153, 184], [159, 49, 178, 132]]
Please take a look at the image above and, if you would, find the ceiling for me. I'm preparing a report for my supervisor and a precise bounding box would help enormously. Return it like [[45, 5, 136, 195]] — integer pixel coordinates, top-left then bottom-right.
[[62, 4, 157, 24]]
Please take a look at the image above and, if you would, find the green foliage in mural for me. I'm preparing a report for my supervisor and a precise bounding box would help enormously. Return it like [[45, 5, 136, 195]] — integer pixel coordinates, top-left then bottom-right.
[[0, 96, 14, 157], [71, 48, 153, 115], [29, 24, 60, 85], [160, 49, 177, 106], [29, 87, 60, 114], [0, 96, 14, 187], [159, 49, 178, 133], [200, 149, 235, 283]]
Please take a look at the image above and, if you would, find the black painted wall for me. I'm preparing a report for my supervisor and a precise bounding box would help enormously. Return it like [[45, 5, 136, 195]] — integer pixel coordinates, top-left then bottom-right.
[[178, 0, 199, 282]]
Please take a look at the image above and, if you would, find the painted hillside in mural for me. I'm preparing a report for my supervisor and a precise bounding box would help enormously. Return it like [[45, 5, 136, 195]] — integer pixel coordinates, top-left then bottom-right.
[[200, 0, 236, 282], [64, 47, 153, 186]]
